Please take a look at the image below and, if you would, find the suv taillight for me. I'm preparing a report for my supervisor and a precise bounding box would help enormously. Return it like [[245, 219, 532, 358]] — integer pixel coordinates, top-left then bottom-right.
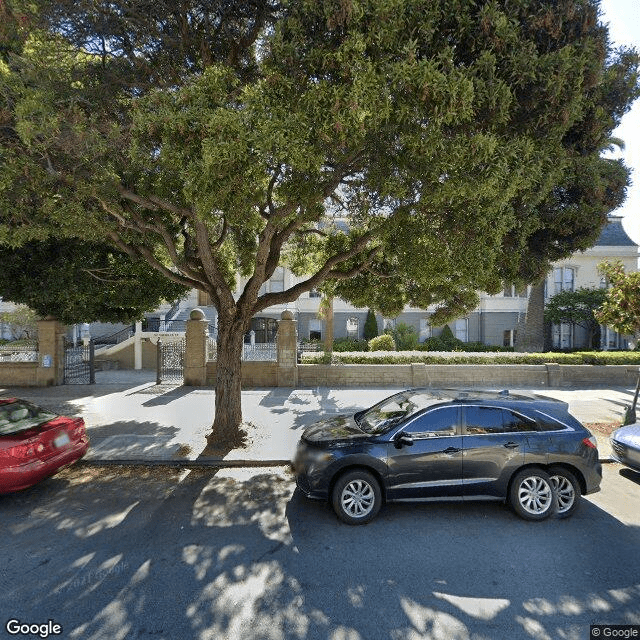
[[582, 436, 598, 449]]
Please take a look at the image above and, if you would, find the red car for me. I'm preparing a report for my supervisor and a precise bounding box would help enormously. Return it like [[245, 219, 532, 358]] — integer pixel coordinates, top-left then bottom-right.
[[0, 397, 89, 493]]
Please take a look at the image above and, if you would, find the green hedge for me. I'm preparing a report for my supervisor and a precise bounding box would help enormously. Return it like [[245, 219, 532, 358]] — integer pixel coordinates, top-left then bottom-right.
[[332, 337, 369, 352], [300, 351, 640, 365]]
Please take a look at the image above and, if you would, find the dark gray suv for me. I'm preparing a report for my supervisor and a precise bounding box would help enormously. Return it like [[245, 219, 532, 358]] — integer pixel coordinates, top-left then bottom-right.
[[293, 388, 602, 525]]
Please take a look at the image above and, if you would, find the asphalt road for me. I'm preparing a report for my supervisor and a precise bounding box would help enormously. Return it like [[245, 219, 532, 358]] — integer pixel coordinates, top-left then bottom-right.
[[1, 464, 639, 640]]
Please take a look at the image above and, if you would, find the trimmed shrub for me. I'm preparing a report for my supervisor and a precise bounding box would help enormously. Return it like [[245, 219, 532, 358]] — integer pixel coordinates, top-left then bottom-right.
[[332, 337, 369, 352], [388, 322, 419, 350], [369, 334, 396, 351], [364, 309, 379, 340], [439, 324, 461, 348], [300, 350, 640, 365]]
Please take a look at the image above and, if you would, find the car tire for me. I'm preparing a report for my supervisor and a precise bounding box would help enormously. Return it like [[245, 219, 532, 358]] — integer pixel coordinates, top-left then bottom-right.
[[331, 469, 382, 525], [549, 466, 581, 519], [509, 468, 557, 521]]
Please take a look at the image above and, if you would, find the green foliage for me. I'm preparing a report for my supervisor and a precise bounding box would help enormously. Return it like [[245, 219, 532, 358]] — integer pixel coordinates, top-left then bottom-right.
[[386, 322, 418, 351], [0, 239, 188, 324], [301, 351, 640, 365], [595, 261, 640, 337], [0, 0, 638, 433], [418, 341, 514, 353], [332, 337, 369, 352], [363, 309, 379, 341], [369, 334, 396, 352], [439, 325, 464, 349], [0, 305, 38, 340], [545, 286, 607, 348]]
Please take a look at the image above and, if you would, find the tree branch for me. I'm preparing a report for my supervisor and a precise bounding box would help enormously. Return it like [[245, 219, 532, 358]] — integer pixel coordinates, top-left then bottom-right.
[[252, 232, 379, 313]]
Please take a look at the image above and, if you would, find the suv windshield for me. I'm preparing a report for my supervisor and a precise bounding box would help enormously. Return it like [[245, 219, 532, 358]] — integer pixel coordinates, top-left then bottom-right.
[[0, 400, 57, 436], [357, 390, 440, 434]]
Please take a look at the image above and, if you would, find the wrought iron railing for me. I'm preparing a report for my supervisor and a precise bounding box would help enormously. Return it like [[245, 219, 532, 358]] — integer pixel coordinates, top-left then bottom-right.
[[206, 340, 277, 362], [0, 341, 38, 362], [93, 326, 135, 347]]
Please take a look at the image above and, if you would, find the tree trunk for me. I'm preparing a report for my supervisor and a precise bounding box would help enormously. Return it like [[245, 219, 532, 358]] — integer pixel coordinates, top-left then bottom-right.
[[515, 280, 546, 352], [324, 296, 334, 353], [209, 314, 246, 447]]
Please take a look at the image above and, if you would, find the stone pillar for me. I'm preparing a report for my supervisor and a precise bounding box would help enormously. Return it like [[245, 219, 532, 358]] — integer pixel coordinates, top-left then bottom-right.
[[277, 310, 298, 387], [184, 308, 208, 386], [184, 309, 209, 387], [134, 321, 143, 370], [36, 319, 65, 386]]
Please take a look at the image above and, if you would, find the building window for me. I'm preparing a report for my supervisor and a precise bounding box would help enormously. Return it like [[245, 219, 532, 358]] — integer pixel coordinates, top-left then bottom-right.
[[553, 267, 575, 295], [552, 323, 573, 349], [454, 318, 468, 342], [309, 289, 322, 298], [503, 330, 516, 347], [309, 319, 322, 341], [419, 318, 431, 342], [383, 318, 396, 331], [346, 317, 360, 338], [503, 284, 528, 298], [269, 266, 285, 293]]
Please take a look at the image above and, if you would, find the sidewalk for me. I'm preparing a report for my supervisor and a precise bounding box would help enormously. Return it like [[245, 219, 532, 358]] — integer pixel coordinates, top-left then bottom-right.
[[1, 370, 633, 464]]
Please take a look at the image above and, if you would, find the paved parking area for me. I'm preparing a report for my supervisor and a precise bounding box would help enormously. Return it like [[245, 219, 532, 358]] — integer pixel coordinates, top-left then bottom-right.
[[1, 463, 638, 640]]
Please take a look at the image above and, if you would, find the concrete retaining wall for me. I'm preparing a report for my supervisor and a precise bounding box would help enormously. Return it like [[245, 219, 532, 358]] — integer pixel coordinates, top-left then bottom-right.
[[295, 363, 638, 388], [201, 362, 639, 388], [0, 362, 39, 387]]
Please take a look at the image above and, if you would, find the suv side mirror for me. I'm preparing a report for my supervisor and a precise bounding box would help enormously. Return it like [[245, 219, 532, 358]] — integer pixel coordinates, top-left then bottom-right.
[[394, 433, 414, 449]]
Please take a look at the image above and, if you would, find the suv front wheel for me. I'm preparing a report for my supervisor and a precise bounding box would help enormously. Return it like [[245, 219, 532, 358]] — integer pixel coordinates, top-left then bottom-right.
[[509, 468, 557, 521], [332, 469, 382, 525]]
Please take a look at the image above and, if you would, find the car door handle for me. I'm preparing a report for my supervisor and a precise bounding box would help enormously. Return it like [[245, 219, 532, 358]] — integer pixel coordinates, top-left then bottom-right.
[[503, 442, 520, 449], [443, 447, 461, 454]]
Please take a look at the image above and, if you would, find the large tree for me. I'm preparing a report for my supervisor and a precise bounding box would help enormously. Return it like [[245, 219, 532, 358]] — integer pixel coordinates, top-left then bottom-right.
[[0, 0, 638, 444], [0, 238, 188, 324]]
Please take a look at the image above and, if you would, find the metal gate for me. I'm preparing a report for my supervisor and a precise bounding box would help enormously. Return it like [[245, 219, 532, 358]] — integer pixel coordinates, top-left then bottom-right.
[[64, 339, 95, 384], [156, 339, 185, 384]]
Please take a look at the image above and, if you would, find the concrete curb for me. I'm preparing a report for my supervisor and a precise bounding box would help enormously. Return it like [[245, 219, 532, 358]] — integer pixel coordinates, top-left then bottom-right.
[[78, 457, 615, 467], [77, 458, 292, 469]]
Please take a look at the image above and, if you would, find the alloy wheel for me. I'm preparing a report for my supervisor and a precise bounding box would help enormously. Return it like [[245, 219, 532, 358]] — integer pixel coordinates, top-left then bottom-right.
[[340, 479, 375, 518], [517, 476, 554, 516], [551, 474, 575, 514]]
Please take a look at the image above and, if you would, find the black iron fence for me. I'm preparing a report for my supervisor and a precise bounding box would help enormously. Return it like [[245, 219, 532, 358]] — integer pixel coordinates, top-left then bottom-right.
[[206, 339, 277, 362], [156, 339, 185, 384], [63, 339, 95, 384]]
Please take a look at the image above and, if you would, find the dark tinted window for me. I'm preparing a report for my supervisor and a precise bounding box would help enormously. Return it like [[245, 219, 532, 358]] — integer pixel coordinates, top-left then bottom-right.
[[531, 411, 570, 431], [465, 407, 507, 434], [404, 407, 458, 437], [503, 410, 538, 432], [465, 406, 538, 434]]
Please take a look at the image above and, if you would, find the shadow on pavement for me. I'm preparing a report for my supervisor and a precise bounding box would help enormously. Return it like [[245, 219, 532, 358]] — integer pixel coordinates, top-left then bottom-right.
[[2, 467, 638, 640]]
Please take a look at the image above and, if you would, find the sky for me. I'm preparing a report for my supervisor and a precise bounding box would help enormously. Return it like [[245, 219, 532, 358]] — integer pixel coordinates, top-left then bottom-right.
[[600, 0, 640, 242]]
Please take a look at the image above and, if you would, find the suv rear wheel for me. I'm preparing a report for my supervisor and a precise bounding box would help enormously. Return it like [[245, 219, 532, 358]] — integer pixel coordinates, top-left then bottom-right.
[[509, 468, 557, 521], [549, 466, 581, 518]]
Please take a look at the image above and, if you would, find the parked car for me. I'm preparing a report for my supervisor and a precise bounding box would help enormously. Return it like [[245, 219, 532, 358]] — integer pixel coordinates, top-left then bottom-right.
[[610, 423, 640, 472], [293, 388, 601, 524], [0, 398, 89, 493]]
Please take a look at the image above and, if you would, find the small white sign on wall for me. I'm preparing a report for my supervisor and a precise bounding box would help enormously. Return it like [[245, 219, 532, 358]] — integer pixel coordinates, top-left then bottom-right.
[[41, 354, 52, 368]]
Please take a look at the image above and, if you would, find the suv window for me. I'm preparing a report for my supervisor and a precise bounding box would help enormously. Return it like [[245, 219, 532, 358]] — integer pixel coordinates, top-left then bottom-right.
[[464, 406, 537, 434], [403, 406, 459, 437]]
